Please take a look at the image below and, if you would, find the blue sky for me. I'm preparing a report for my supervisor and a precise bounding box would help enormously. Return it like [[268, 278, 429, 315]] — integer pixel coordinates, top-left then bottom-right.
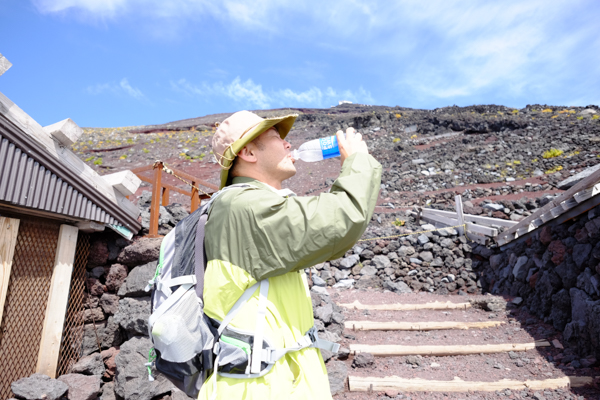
[[0, 0, 599, 127]]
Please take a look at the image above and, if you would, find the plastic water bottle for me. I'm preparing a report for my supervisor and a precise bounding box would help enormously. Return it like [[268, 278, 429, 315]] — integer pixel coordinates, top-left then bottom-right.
[[291, 135, 341, 162]]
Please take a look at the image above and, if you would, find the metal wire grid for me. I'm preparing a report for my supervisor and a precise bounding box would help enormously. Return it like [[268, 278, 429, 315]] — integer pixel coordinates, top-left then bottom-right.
[[56, 233, 90, 377], [0, 218, 60, 400]]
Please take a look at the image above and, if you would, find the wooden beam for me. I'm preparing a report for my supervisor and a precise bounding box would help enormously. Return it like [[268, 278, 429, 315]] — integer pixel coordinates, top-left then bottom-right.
[[37, 224, 79, 378], [454, 195, 465, 235], [346, 320, 504, 331], [0, 90, 138, 220], [350, 340, 550, 357], [497, 166, 600, 242], [43, 118, 83, 147], [0, 53, 12, 77], [0, 217, 20, 327], [422, 209, 518, 228], [338, 300, 471, 311], [76, 220, 105, 233], [137, 173, 192, 196], [420, 213, 498, 237], [102, 170, 142, 197], [348, 375, 593, 393], [148, 164, 162, 238]]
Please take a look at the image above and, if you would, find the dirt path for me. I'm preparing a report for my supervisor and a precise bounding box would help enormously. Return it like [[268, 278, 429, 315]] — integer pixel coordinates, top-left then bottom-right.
[[329, 289, 600, 399]]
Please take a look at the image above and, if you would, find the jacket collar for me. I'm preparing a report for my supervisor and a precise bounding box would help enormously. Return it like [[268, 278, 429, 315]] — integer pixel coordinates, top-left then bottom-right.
[[230, 177, 296, 198]]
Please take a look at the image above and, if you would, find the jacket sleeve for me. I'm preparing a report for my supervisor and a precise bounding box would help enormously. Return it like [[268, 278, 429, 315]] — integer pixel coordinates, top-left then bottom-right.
[[232, 153, 381, 281]]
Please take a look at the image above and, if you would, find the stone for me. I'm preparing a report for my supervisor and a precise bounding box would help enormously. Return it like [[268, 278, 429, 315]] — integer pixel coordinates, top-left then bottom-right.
[[489, 254, 505, 270], [372, 255, 391, 269], [352, 352, 375, 368], [57, 374, 101, 400], [101, 382, 117, 400], [383, 278, 412, 294], [417, 234, 429, 245], [332, 279, 354, 289], [312, 275, 326, 287], [90, 266, 106, 279], [548, 240, 566, 265], [11, 374, 68, 400], [102, 347, 120, 379], [311, 285, 329, 295], [359, 265, 377, 276], [115, 337, 174, 400], [572, 243, 592, 268], [86, 278, 104, 296], [539, 226, 553, 245], [118, 261, 157, 297], [339, 255, 359, 269], [397, 246, 415, 257], [483, 203, 504, 211], [100, 293, 120, 315], [105, 264, 128, 292], [82, 316, 123, 355], [315, 303, 333, 324], [550, 289, 571, 331], [88, 240, 109, 267], [512, 256, 529, 280], [71, 353, 105, 376], [117, 237, 162, 266], [360, 249, 374, 259], [113, 297, 151, 337], [419, 251, 433, 262], [355, 275, 382, 289], [84, 308, 105, 324], [326, 361, 347, 396]]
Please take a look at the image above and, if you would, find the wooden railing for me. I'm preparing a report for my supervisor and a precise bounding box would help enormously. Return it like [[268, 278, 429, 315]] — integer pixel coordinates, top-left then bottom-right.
[[131, 162, 218, 237]]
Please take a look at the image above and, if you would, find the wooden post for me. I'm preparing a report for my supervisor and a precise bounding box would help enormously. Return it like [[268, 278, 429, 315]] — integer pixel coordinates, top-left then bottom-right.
[[36, 224, 78, 378], [162, 187, 170, 206], [455, 195, 465, 236], [148, 163, 162, 238], [190, 181, 199, 213], [0, 217, 20, 327]]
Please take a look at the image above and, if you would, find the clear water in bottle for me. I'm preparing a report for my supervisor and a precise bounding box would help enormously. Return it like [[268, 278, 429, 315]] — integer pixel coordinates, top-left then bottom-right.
[[291, 135, 341, 162]]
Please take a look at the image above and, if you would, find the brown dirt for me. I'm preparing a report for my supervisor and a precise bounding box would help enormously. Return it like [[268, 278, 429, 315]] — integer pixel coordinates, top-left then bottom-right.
[[328, 289, 600, 399]]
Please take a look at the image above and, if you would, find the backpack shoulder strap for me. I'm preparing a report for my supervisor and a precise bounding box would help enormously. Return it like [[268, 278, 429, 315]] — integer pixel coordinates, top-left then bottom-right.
[[194, 212, 209, 300]]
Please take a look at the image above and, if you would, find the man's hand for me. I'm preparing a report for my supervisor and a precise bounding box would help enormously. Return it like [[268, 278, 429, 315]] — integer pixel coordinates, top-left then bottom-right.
[[336, 127, 369, 165]]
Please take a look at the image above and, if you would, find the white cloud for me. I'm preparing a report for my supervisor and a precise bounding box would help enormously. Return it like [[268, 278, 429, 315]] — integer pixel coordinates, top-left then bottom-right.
[[87, 78, 145, 100], [171, 77, 373, 108], [38, 0, 599, 105]]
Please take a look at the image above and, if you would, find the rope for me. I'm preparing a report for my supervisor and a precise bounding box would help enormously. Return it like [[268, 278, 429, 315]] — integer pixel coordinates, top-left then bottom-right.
[[153, 160, 213, 198], [358, 224, 468, 242]]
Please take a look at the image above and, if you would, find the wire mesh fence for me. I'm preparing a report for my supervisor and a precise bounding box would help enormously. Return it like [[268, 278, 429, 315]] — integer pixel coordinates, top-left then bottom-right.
[[56, 233, 90, 377], [0, 218, 60, 399]]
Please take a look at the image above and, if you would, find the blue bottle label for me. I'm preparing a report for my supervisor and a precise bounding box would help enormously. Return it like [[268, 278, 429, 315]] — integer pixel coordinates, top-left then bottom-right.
[[319, 136, 340, 159]]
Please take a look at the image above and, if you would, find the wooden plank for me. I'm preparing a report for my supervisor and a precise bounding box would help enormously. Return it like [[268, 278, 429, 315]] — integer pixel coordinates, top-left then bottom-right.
[[349, 375, 593, 393], [0, 53, 12, 77], [350, 340, 551, 357], [102, 170, 142, 197], [137, 173, 192, 196], [36, 224, 79, 378], [76, 221, 105, 232], [465, 231, 488, 245], [43, 118, 83, 147], [0, 90, 138, 219], [345, 320, 504, 331], [338, 300, 471, 311], [497, 166, 600, 242], [455, 195, 465, 235], [0, 217, 20, 327], [423, 209, 518, 228], [421, 213, 498, 237]]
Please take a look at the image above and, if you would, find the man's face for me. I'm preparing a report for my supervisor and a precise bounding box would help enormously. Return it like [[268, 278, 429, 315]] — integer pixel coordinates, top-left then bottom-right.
[[253, 127, 296, 182]]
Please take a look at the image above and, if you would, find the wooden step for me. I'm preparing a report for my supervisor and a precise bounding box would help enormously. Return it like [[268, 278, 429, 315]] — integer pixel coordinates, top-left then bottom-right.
[[339, 300, 471, 311], [346, 320, 504, 331], [350, 340, 550, 356], [349, 375, 594, 392]]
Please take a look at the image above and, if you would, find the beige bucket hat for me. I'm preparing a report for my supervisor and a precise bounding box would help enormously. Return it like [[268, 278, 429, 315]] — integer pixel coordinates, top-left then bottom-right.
[[212, 110, 298, 189]]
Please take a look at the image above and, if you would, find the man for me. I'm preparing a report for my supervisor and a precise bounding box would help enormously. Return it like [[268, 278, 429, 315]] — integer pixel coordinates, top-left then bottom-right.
[[199, 110, 381, 399]]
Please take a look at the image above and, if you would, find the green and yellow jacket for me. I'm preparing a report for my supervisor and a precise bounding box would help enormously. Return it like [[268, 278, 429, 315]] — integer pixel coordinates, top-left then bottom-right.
[[199, 152, 382, 400]]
